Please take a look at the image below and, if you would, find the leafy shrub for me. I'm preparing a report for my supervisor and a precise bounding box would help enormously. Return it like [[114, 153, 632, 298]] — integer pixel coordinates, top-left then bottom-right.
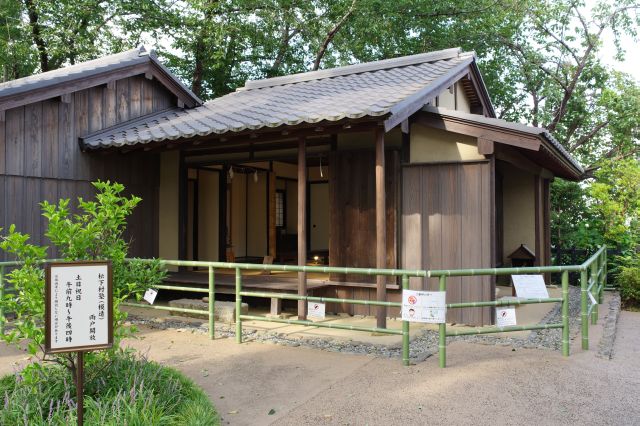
[[619, 266, 640, 309], [0, 181, 166, 377], [0, 351, 218, 425]]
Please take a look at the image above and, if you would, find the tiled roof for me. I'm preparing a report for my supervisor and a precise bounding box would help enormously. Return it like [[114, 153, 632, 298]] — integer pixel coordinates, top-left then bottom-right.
[[0, 46, 202, 110], [82, 48, 478, 149]]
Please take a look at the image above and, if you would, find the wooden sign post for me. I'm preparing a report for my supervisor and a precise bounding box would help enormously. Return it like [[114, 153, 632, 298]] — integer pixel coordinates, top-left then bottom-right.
[[45, 261, 113, 426]]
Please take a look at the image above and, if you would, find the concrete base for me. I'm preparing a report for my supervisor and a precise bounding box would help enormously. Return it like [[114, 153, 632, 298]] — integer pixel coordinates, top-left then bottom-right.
[[168, 299, 248, 322]]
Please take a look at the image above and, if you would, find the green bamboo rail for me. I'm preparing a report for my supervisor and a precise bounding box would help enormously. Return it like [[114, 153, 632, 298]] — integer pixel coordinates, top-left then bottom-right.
[[0, 246, 607, 368], [430, 245, 607, 368], [119, 263, 217, 340], [234, 269, 412, 366]]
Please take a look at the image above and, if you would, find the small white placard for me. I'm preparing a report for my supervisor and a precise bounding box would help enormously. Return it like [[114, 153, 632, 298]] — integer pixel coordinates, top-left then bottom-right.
[[512, 275, 549, 299], [308, 302, 326, 319], [496, 307, 517, 327], [402, 290, 446, 323], [46, 262, 111, 353], [143, 288, 158, 305]]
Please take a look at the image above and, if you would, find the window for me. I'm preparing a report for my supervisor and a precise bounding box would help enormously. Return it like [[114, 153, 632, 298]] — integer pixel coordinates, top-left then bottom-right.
[[275, 190, 286, 228]]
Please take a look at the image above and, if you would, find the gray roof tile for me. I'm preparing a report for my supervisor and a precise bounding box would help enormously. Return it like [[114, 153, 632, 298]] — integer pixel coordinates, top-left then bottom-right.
[[0, 46, 202, 109], [83, 48, 475, 149]]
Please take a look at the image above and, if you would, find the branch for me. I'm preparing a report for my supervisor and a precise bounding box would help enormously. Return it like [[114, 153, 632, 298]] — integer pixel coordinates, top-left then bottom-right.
[[313, 0, 357, 71], [582, 145, 640, 177], [568, 120, 609, 152]]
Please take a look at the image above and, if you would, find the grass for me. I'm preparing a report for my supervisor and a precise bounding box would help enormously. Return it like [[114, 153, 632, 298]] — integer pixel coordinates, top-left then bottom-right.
[[0, 351, 219, 425]]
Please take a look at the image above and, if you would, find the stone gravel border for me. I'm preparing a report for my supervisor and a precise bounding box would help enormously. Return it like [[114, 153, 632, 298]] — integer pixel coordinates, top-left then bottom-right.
[[597, 292, 621, 360]]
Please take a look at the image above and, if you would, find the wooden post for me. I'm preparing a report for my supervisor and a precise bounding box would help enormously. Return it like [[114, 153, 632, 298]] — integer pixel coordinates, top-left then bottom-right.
[[298, 137, 307, 319], [375, 128, 387, 328], [268, 170, 277, 260], [178, 152, 187, 268], [77, 351, 84, 426]]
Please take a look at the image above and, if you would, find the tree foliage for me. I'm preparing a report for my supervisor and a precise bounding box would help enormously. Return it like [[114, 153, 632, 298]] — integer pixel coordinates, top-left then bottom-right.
[[1, 0, 639, 268]]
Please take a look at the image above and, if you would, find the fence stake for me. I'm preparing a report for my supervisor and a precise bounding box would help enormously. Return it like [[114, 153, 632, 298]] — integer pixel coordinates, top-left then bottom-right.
[[208, 266, 215, 340], [235, 268, 242, 344], [561, 270, 569, 357], [0, 266, 4, 336], [581, 269, 589, 350], [401, 275, 410, 367], [602, 248, 608, 297], [439, 275, 447, 368], [591, 263, 598, 325]]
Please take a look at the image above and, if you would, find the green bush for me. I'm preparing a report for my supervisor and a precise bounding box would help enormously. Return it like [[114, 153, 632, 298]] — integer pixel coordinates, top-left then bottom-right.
[[619, 266, 640, 309], [0, 181, 166, 377], [0, 351, 218, 425]]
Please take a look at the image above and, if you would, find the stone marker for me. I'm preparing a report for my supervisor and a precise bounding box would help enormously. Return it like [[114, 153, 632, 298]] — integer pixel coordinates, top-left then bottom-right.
[[168, 298, 248, 322]]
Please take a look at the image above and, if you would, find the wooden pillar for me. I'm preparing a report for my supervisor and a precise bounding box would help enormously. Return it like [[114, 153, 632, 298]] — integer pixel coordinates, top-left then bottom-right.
[[534, 175, 543, 267], [298, 137, 307, 319], [375, 128, 387, 328], [178, 152, 187, 268], [268, 170, 277, 260]]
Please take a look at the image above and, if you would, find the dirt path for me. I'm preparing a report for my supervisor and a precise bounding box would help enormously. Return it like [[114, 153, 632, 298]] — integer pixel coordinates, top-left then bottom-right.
[[2, 308, 638, 425]]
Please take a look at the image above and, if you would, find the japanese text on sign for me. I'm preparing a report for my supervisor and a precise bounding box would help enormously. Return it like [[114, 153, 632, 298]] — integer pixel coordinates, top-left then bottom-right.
[[46, 262, 112, 353], [401, 290, 446, 323]]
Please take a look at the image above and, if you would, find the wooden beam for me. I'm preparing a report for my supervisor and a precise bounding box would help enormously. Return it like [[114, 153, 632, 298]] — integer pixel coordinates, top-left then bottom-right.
[[495, 145, 543, 176], [375, 129, 387, 328], [477, 137, 494, 155], [416, 112, 540, 151], [297, 137, 307, 319]]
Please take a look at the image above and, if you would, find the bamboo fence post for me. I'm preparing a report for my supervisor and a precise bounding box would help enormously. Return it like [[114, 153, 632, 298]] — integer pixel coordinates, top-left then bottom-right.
[[591, 262, 598, 325], [208, 266, 215, 340], [561, 270, 570, 357], [439, 275, 447, 368], [235, 268, 242, 343], [581, 269, 589, 350], [401, 274, 410, 366], [0, 266, 4, 336]]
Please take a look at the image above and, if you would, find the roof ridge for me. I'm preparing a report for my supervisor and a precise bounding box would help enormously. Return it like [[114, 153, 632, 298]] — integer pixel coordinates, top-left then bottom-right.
[[0, 47, 145, 92], [241, 47, 471, 91]]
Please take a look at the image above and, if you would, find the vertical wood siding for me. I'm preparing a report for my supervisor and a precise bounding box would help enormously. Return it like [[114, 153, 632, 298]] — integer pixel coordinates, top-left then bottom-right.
[[328, 149, 399, 284], [0, 75, 174, 260], [402, 161, 493, 325]]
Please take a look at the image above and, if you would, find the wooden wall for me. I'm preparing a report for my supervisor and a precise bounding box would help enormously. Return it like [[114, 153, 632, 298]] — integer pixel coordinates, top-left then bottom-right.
[[402, 161, 493, 325], [0, 75, 176, 260], [328, 149, 399, 283]]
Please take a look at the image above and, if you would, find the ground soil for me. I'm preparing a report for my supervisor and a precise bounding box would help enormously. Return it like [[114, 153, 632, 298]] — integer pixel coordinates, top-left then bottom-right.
[[1, 309, 638, 425]]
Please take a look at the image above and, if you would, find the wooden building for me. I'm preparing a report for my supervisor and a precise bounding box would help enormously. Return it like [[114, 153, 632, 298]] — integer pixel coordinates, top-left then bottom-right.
[[0, 47, 583, 326]]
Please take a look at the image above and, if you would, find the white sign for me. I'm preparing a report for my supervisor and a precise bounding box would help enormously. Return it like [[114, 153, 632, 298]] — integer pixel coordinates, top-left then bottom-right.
[[308, 302, 326, 319], [496, 307, 517, 327], [46, 262, 112, 353], [401, 290, 446, 323], [143, 288, 158, 305], [512, 275, 549, 299]]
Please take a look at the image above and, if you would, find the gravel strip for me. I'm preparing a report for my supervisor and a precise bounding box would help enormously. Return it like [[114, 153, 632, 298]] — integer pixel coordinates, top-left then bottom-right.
[[126, 286, 583, 364], [597, 292, 621, 360]]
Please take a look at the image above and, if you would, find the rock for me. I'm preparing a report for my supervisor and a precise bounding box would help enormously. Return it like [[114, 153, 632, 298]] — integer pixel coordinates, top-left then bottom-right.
[[168, 299, 248, 322]]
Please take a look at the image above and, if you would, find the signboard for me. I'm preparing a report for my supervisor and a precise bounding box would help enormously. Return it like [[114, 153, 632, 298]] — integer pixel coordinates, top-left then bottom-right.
[[45, 261, 113, 354], [143, 288, 158, 305], [401, 290, 446, 323], [512, 275, 549, 299], [496, 307, 517, 327], [308, 302, 326, 319]]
